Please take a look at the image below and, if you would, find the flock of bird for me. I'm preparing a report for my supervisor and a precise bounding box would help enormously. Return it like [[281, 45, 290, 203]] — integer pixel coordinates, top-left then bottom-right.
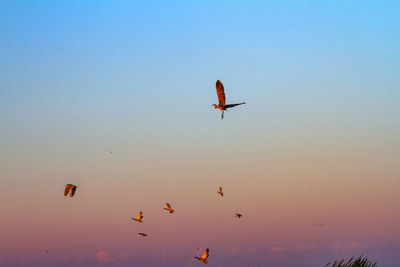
[[63, 80, 245, 264]]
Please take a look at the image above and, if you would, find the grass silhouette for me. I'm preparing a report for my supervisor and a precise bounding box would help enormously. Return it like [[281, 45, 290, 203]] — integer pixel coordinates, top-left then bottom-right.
[[325, 256, 377, 267]]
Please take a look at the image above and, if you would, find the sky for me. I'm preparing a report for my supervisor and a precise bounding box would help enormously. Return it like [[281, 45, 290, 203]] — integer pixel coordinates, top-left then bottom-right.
[[0, 0, 399, 266]]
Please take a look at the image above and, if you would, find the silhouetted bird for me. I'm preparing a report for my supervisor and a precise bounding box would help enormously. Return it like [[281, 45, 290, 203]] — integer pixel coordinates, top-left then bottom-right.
[[212, 80, 245, 119], [163, 203, 175, 214], [217, 186, 224, 197], [138, 233, 148, 237], [131, 211, 143, 223], [235, 213, 243, 218], [195, 248, 209, 264], [64, 184, 77, 197]]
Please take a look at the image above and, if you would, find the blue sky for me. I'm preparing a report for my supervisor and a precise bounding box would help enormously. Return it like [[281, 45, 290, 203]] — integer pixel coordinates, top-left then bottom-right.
[[1, 0, 399, 166], [1, 1, 399, 128]]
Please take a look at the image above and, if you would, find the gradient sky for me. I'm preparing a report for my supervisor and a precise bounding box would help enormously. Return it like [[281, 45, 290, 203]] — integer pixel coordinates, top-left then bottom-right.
[[1, 1, 399, 266]]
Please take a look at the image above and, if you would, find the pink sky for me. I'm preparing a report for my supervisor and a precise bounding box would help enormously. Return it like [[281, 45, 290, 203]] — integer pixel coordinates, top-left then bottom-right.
[[1, 138, 399, 266]]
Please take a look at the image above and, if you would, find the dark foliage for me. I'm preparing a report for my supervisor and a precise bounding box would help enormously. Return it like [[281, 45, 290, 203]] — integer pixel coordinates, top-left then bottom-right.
[[325, 256, 377, 267]]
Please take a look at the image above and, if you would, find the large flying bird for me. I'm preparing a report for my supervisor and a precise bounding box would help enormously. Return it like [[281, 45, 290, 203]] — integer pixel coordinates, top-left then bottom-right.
[[195, 248, 209, 264], [212, 80, 245, 119], [64, 184, 77, 197], [163, 203, 175, 214], [131, 211, 143, 223]]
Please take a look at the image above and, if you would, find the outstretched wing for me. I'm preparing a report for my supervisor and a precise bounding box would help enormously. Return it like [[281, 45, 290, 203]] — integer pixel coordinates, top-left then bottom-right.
[[201, 248, 209, 260], [166, 203, 172, 210], [216, 80, 225, 107], [224, 102, 245, 109], [137, 211, 143, 221], [70, 186, 77, 197], [64, 185, 71, 196]]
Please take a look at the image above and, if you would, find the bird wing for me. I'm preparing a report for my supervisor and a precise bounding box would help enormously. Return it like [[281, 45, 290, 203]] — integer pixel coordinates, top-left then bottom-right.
[[137, 211, 143, 221], [216, 80, 226, 107], [224, 102, 245, 109], [201, 248, 209, 260], [70, 186, 77, 197], [166, 203, 172, 210], [219, 187, 222, 193], [64, 185, 71, 196]]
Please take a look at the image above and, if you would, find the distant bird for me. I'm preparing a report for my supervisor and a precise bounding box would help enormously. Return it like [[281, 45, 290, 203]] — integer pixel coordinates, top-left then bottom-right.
[[131, 211, 143, 223], [217, 186, 224, 197], [163, 203, 175, 214], [64, 184, 77, 197], [212, 80, 245, 119], [138, 233, 148, 237], [110, 150, 114, 154], [235, 213, 243, 218], [195, 248, 209, 264]]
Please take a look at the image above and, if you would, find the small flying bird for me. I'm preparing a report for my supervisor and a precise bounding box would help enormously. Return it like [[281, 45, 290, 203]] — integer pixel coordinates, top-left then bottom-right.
[[212, 80, 245, 119], [163, 203, 175, 214], [64, 184, 77, 197], [235, 213, 243, 218], [131, 211, 143, 223], [217, 186, 224, 197], [138, 233, 148, 237], [195, 248, 209, 264]]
